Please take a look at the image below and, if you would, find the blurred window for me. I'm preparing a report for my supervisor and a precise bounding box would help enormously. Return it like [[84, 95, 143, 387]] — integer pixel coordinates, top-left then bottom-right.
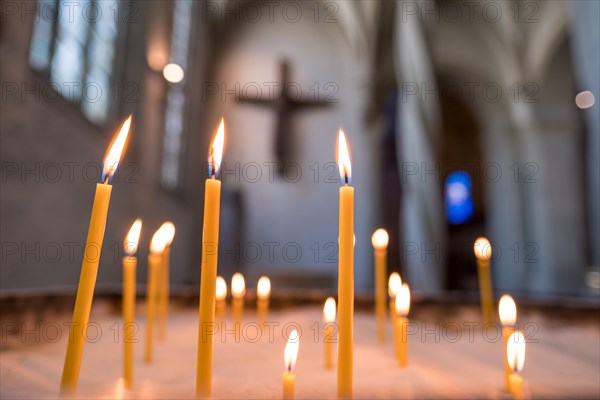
[[29, 0, 120, 124]]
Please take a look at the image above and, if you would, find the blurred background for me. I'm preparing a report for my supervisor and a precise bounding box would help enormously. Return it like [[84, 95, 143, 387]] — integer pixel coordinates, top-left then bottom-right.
[[1, 0, 598, 300]]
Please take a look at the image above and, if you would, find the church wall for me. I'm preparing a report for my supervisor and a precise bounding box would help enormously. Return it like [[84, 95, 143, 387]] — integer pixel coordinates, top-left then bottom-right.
[[0, 2, 200, 294]]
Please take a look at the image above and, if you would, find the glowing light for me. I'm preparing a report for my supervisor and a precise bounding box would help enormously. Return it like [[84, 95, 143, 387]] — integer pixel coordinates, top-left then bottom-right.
[[150, 226, 170, 255], [507, 331, 526, 373], [323, 297, 336, 323], [257, 276, 271, 300], [208, 118, 225, 177], [284, 329, 300, 371], [445, 171, 474, 224], [371, 229, 389, 250], [216, 276, 227, 301], [575, 91, 595, 109], [231, 272, 246, 298], [123, 219, 142, 256], [499, 294, 517, 327], [395, 283, 411, 317], [162, 63, 184, 83], [103, 115, 132, 182], [388, 272, 402, 298], [159, 221, 176, 247], [474, 237, 492, 261], [336, 129, 352, 184]]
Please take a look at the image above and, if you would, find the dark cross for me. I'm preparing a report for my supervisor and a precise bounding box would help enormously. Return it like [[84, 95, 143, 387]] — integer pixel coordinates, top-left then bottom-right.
[[237, 60, 332, 176]]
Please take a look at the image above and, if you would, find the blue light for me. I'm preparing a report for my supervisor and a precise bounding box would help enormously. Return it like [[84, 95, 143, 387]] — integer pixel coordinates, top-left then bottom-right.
[[445, 171, 474, 224]]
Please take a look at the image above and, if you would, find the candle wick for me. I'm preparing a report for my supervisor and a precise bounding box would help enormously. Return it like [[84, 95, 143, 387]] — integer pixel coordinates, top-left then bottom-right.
[[103, 176, 109, 185]]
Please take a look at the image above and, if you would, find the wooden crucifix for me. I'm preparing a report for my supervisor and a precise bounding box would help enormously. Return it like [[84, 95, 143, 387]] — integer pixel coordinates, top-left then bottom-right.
[[237, 60, 332, 176]]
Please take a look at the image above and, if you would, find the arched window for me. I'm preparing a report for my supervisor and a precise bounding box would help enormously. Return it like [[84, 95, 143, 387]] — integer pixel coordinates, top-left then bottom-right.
[[29, 0, 121, 124]]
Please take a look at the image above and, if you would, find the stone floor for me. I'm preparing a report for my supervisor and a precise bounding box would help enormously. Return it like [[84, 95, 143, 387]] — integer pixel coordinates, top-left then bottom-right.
[[1, 299, 599, 399]]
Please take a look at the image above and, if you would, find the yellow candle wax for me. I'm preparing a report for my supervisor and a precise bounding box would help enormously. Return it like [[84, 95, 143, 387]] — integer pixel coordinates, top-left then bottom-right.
[[61, 116, 131, 395], [395, 317, 408, 367], [283, 329, 299, 400], [122, 218, 141, 389], [122, 256, 136, 388], [336, 130, 354, 398], [509, 373, 523, 399], [157, 223, 175, 342], [256, 276, 271, 324], [144, 255, 159, 362], [61, 183, 112, 394], [394, 283, 411, 368], [323, 297, 336, 369], [283, 371, 296, 400], [215, 276, 227, 320], [196, 119, 225, 398], [499, 295, 517, 391], [372, 229, 389, 343], [474, 237, 494, 325]]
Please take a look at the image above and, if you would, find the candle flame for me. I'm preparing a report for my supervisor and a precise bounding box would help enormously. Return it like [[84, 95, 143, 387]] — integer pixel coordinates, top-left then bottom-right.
[[507, 331, 526, 373], [395, 283, 411, 317], [159, 221, 176, 246], [474, 236, 492, 261], [231, 272, 246, 298], [150, 226, 170, 255], [103, 115, 132, 182], [257, 276, 271, 300], [336, 129, 352, 184], [284, 329, 300, 371], [371, 228, 389, 250], [216, 276, 227, 301], [388, 272, 402, 298], [323, 297, 336, 323], [123, 218, 142, 256], [208, 118, 225, 178], [499, 294, 517, 327]]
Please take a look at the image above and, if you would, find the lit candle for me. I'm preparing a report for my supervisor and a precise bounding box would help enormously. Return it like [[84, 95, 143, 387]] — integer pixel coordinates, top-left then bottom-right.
[[474, 237, 494, 325], [61, 116, 132, 394], [371, 229, 389, 343], [507, 331, 526, 400], [336, 129, 354, 398], [394, 283, 411, 367], [215, 276, 227, 320], [158, 222, 175, 341], [123, 219, 141, 389], [256, 276, 271, 324], [196, 119, 225, 398], [323, 297, 336, 369], [145, 227, 169, 363], [231, 272, 246, 329], [388, 272, 402, 340], [499, 295, 517, 392], [283, 329, 300, 400]]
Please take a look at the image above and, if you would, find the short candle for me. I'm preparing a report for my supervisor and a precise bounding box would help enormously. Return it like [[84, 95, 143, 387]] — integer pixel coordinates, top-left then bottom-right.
[[283, 329, 300, 400], [231, 272, 246, 330], [215, 276, 227, 320], [507, 331, 526, 400], [499, 294, 517, 391], [122, 219, 141, 389], [145, 226, 169, 363], [474, 237, 494, 325], [394, 283, 411, 367], [157, 222, 175, 342], [372, 228, 389, 343], [323, 297, 336, 369], [256, 276, 271, 324]]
